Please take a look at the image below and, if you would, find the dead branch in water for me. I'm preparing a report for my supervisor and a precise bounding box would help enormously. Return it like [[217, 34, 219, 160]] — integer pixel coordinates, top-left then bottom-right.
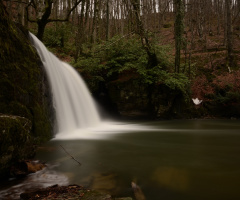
[[131, 181, 146, 200], [59, 145, 82, 166]]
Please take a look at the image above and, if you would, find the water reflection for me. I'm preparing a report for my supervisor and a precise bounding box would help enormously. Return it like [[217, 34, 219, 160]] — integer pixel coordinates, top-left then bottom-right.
[[1, 120, 240, 200], [151, 167, 189, 192]]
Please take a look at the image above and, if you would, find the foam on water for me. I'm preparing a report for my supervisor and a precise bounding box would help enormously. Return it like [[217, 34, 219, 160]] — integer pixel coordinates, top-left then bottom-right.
[[54, 121, 156, 140]]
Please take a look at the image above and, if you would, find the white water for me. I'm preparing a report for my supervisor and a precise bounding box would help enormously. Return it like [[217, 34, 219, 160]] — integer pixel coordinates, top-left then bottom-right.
[[30, 33, 101, 133], [30, 33, 153, 139]]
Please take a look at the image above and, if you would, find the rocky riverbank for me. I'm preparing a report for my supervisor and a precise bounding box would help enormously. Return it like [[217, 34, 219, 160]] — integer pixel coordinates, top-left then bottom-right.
[[20, 184, 133, 200]]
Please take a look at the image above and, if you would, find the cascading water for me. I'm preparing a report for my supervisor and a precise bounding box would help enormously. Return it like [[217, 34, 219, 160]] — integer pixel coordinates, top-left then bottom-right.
[[30, 32, 153, 140], [29, 33, 101, 134]]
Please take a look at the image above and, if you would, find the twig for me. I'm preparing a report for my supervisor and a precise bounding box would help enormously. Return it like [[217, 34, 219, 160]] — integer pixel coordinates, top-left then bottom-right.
[[93, 31, 135, 55], [59, 145, 82, 166], [131, 181, 146, 200]]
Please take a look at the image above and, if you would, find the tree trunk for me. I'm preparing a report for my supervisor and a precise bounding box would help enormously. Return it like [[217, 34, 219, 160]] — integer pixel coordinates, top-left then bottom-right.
[[74, 0, 85, 61], [174, 0, 184, 73], [130, 0, 158, 68], [226, 0, 234, 68], [91, 0, 99, 44], [36, 0, 53, 41], [106, 0, 110, 41], [26, 0, 82, 41], [36, 22, 49, 42]]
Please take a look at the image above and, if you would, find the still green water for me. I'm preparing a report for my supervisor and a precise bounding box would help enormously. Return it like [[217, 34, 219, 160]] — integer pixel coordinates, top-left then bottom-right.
[[34, 119, 240, 200]]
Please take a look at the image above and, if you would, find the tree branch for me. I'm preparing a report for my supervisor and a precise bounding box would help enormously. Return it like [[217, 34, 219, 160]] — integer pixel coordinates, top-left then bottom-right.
[[48, 0, 83, 23], [3, 0, 29, 5], [60, 145, 82, 166], [26, 0, 37, 23], [93, 31, 135, 55], [232, 9, 240, 24]]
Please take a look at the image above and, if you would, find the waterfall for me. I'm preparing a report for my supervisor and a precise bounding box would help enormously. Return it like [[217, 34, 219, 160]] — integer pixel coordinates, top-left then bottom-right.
[[29, 32, 153, 140], [29, 33, 101, 134]]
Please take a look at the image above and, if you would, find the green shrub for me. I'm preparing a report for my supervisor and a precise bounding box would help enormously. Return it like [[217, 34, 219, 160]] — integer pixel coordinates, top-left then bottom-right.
[[43, 23, 72, 48], [73, 35, 190, 100]]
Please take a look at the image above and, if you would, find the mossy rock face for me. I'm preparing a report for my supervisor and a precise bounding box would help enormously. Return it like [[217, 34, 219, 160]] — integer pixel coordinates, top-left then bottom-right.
[[0, 2, 53, 140], [0, 2, 53, 178], [0, 115, 35, 178]]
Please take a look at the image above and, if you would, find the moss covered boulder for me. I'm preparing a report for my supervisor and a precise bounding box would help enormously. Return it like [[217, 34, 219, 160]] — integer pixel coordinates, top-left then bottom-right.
[[0, 115, 35, 178], [0, 2, 53, 178]]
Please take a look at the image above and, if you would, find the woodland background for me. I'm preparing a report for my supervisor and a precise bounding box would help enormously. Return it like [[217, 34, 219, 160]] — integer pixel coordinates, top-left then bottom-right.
[[3, 0, 240, 118]]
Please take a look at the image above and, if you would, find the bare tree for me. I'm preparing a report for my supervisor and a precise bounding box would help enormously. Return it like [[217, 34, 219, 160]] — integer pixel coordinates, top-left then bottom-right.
[[26, 0, 82, 40]]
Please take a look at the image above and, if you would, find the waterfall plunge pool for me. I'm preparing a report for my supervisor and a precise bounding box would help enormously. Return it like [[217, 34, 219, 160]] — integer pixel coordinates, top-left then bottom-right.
[[2, 119, 240, 200]]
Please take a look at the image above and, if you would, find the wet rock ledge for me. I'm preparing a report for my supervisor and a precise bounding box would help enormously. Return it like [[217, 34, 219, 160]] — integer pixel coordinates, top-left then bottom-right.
[[20, 184, 132, 200]]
